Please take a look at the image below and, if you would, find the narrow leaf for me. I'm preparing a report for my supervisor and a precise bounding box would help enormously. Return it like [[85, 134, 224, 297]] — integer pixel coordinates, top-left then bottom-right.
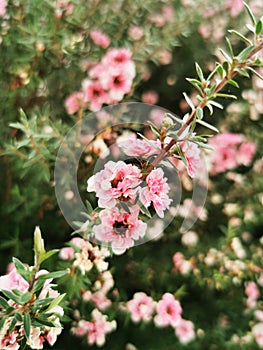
[[247, 66, 263, 80], [196, 107, 204, 120], [1, 290, 22, 304], [216, 93, 237, 99], [45, 293, 66, 314], [196, 119, 219, 133], [176, 144, 188, 167], [237, 45, 255, 60], [24, 313, 31, 339], [0, 296, 10, 309], [244, 2, 256, 25], [183, 92, 196, 111], [235, 68, 250, 78], [9, 317, 18, 333], [39, 249, 59, 264], [20, 292, 33, 304], [219, 48, 232, 63], [206, 103, 213, 115], [256, 19, 263, 35], [208, 100, 223, 109], [215, 63, 224, 78], [37, 270, 69, 280], [228, 30, 252, 45], [227, 79, 239, 88], [195, 62, 204, 81], [225, 37, 234, 58]]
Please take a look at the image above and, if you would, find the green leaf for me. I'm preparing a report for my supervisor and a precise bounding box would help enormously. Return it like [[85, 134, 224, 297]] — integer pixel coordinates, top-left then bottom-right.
[[12, 257, 30, 282], [256, 19, 263, 35], [183, 92, 196, 111], [0, 317, 7, 330], [24, 313, 31, 340], [37, 270, 69, 280], [196, 107, 203, 120], [208, 100, 223, 109], [15, 313, 23, 322], [227, 79, 239, 88], [235, 68, 250, 78], [206, 103, 213, 115], [20, 292, 33, 304], [1, 290, 22, 304], [32, 316, 56, 328], [237, 45, 255, 60], [45, 293, 66, 313], [228, 30, 252, 45], [247, 66, 263, 80], [216, 93, 237, 99], [219, 48, 232, 63], [32, 298, 54, 308], [9, 317, 18, 333], [0, 296, 9, 309], [39, 249, 59, 265], [85, 200, 94, 215], [176, 144, 188, 167], [225, 37, 234, 58], [138, 201, 152, 218], [215, 63, 224, 78], [244, 2, 256, 25], [196, 119, 219, 133], [195, 62, 204, 81]]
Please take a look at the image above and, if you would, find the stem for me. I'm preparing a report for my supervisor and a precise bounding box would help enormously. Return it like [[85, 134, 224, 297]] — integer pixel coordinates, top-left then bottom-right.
[[142, 39, 263, 177]]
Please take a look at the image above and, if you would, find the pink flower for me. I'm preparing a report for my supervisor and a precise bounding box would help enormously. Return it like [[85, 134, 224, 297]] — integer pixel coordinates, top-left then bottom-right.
[[59, 247, 75, 260], [90, 29, 111, 48], [93, 205, 147, 255], [0, 0, 7, 17], [87, 160, 141, 209], [208, 132, 256, 175], [72, 309, 116, 347], [118, 138, 159, 157], [175, 319, 195, 344], [0, 267, 29, 293], [128, 25, 144, 40], [154, 293, 182, 328], [172, 252, 192, 275], [127, 292, 156, 323], [64, 91, 83, 114], [226, 0, 243, 17], [140, 168, 172, 218], [82, 79, 109, 112], [83, 291, 112, 310], [180, 140, 202, 178], [141, 91, 159, 104], [100, 69, 134, 101], [102, 48, 132, 67], [0, 326, 19, 350], [245, 281, 260, 301], [237, 142, 256, 166], [252, 323, 263, 347]]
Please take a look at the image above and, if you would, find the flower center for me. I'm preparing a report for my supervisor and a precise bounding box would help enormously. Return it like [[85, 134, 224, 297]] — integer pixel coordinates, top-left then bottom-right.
[[113, 221, 129, 235]]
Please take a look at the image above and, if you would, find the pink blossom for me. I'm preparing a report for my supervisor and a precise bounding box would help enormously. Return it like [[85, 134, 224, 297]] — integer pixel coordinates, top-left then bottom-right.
[[0, 324, 19, 350], [180, 140, 202, 178], [102, 48, 132, 67], [0, 0, 7, 17], [141, 91, 159, 104], [158, 50, 173, 65], [118, 138, 159, 157], [245, 281, 260, 301], [128, 25, 144, 40], [208, 132, 256, 175], [237, 142, 256, 166], [226, 0, 243, 17], [100, 69, 134, 101], [139, 168, 172, 218], [172, 252, 192, 275], [252, 323, 263, 347], [82, 79, 109, 112], [64, 91, 83, 114], [154, 293, 182, 328], [93, 206, 147, 255], [83, 291, 112, 310], [127, 292, 156, 323], [175, 319, 195, 344], [90, 29, 111, 48], [0, 267, 29, 293], [72, 309, 116, 347], [87, 160, 141, 209], [59, 247, 75, 260]]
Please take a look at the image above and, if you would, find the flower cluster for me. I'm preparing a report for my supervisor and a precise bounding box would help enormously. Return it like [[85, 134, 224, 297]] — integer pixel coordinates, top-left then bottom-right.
[[125, 292, 195, 345], [65, 48, 136, 113], [208, 132, 256, 175], [59, 237, 110, 274], [87, 159, 172, 254], [0, 265, 65, 350], [72, 308, 117, 347]]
